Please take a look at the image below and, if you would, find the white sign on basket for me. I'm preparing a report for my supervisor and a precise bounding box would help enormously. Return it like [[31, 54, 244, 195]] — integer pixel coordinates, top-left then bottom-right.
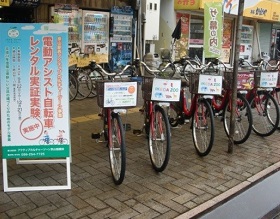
[[151, 78, 181, 101], [198, 75, 223, 95], [260, 72, 278, 88], [104, 82, 137, 107]]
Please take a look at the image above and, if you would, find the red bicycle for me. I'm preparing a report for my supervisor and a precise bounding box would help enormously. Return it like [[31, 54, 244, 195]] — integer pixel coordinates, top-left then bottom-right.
[[167, 58, 215, 156]]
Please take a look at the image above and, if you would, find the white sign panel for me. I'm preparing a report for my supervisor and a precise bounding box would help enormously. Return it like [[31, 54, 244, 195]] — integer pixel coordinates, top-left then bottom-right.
[[151, 78, 181, 101], [104, 82, 137, 107], [198, 75, 223, 95], [260, 72, 279, 88]]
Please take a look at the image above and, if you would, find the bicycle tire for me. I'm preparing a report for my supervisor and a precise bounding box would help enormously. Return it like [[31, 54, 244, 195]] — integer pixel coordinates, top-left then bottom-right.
[[250, 90, 280, 137], [69, 72, 78, 101], [82, 67, 104, 98], [109, 112, 126, 185], [223, 93, 253, 144], [272, 88, 280, 130], [148, 104, 171, 172], [192, 98, 214, 156], [75, 70, 93, 100], [168, 103, 179, 127]]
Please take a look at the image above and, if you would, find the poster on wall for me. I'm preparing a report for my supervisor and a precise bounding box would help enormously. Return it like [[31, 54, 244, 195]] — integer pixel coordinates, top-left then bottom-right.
[[0, 23, 70, 160], [221, 19, 232, 63], [203, 2, 223, 58], [175, 13, 190, 60]]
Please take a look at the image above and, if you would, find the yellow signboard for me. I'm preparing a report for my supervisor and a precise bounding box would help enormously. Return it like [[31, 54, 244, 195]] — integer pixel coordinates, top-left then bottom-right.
[[243, 0, 271, 20], [0, 0, 10, 6], [270, 1, 280, 21], [174, 0, 200, 10]]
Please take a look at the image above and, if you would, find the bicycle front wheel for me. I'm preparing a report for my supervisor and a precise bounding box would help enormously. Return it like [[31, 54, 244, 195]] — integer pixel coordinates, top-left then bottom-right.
[[192, 98, 214, 156], [109, 112, 126, 185], [223, 93, 252, 144], [148, 104, 171, 172], [69, 72, 78, 101], [250, 90, 279, 137]]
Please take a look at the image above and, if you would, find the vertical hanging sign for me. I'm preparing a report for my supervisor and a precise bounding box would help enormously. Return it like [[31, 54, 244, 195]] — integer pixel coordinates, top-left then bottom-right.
[[0, 23, 70, 160], [204, 2, 223, 58], [175, 13, 190, 60]]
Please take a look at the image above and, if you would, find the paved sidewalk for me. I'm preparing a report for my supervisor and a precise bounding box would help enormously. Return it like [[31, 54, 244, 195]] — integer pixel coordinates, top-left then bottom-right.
[[1, 97, 280, 218]]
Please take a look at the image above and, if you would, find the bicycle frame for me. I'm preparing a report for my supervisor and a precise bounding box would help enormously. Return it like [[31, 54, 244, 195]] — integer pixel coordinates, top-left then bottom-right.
[[173, 87, 208, 119], [211, 90, 231, 112]]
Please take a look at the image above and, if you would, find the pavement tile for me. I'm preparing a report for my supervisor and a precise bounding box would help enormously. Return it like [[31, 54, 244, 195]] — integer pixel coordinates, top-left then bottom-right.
[[46, 205, 77, 218], [85, 196, 108, 210], [88, 207, 119, 219], [6, 202, 37, 217], [67, 206, 97, 219], [130, 209, 160, 219], [27, 203, 57, 218]]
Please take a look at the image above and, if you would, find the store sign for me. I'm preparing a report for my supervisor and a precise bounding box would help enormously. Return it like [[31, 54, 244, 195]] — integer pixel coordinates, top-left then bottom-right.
[[243, 0, 271, 20], [174, 0, 200, 10], [0, 23, 70, 159], [203, 2, 223, 58], [0, 0, 10, 6], [11, 0, 40, 7]]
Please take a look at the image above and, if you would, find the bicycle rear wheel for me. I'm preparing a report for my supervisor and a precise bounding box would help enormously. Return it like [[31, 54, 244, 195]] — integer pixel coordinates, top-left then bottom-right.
[[250, 90, 279, 137], [167, 103, 179, 127], [223, 93, 252, 144], [82, 67, 104, 98], [76, 70, 93, 100], [192, 98, 214, 156], [148, 104, 171, 172], [109, 112, 126, 185], [273, 88, 280, 130], [69, 72, 78, 101]]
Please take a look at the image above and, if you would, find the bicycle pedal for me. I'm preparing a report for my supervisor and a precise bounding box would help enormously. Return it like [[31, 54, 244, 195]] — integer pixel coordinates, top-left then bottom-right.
[[91, 133, 101, 139]]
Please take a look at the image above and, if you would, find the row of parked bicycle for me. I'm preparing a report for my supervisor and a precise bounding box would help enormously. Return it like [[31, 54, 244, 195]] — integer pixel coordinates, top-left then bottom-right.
[[71, 54, 280, 185]]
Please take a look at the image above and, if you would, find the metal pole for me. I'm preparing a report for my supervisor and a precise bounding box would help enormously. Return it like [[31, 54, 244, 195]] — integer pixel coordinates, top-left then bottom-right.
[[228, 0, 244, 153]]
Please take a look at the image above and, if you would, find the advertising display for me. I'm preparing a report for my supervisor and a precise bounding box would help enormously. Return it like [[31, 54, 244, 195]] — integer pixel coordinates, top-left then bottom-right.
[[0, 23, 70, 159], [175, 13, 190, 60], [203, 2, 223, 58], [82, 10, 110, 63], [53, 4, 81, 53], [0, 23, 71, 191], [110, 6, 134, 72], [240, 25, 254, 61]]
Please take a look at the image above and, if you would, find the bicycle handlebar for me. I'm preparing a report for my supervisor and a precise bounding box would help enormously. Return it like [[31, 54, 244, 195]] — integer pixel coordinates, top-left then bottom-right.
[[90, 60, 132, 77], [210, 58, 233, 71], [139, 60, 172, 76], [239, 58, 263, 70], [184, 59, 212, 72]]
